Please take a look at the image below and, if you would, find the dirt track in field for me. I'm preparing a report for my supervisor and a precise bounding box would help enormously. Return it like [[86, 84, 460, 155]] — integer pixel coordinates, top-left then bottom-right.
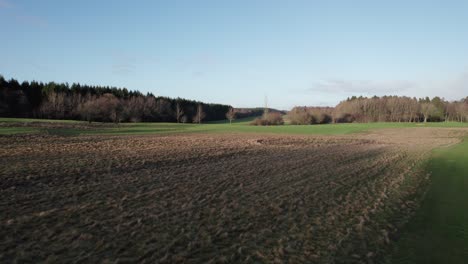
[[0, 128, 466, 263]]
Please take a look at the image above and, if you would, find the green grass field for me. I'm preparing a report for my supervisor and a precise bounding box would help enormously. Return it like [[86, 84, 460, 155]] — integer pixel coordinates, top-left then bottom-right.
[[0, 118, 82, 124], [391, 138, 468, 263], [1, 117, 468, 136], [0, 127, 41, 135]]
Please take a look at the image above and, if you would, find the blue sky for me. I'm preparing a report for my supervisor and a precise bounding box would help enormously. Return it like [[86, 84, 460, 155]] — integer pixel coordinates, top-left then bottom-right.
[[1, 0, 467, 109]]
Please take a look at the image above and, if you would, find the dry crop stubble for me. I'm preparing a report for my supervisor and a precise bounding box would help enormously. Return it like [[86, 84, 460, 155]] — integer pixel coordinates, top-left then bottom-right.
[[0, 128, 466, 263]]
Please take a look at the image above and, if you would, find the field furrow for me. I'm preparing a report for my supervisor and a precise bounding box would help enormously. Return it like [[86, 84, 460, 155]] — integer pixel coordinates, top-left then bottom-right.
[[0, 128, 464, 263]]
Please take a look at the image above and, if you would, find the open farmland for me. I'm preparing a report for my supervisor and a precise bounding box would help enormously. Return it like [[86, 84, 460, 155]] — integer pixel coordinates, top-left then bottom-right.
[[1, 117, 468, 136], [1, 126, 466, 263]]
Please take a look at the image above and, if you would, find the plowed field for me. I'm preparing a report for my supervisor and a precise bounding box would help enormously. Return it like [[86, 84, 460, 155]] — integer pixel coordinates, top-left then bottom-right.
[[0, 128, 465, 263]]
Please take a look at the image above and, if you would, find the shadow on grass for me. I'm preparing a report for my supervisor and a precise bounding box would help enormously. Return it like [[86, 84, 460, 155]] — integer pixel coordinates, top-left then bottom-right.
[[390, 138, 468, 263]]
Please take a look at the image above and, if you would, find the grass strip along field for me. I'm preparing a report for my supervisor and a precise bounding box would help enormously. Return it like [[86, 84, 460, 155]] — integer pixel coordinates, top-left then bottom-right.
[[391, 138, 468, 263], [1, 117, 468, 136]]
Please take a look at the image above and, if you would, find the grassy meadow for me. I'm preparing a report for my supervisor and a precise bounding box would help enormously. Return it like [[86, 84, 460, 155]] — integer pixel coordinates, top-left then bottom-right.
[[1, 117, 468, 136]]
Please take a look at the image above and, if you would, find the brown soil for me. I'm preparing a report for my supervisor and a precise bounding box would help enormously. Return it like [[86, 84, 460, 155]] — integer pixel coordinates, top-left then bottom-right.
[[0, 128, 466, 263]]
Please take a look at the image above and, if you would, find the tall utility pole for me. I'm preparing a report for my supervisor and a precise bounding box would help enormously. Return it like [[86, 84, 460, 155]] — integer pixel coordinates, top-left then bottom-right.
[[263, 95, 269, 118]]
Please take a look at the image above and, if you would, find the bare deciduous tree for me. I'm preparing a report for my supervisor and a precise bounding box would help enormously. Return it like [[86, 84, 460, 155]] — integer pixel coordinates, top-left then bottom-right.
[[78, 95, 98, 122], [175, 102, 184, 123], [39, 91, 66, 119], [455, 102, 468, 122], [289, 107, 313, 125], [226, 107, 236, 124], [420, 102, 437, 123], [194, 104, 206, 124]]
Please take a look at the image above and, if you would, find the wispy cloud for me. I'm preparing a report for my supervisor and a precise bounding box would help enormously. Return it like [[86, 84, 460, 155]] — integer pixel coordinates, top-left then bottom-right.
[[449, 71, 468, 92], [111, 51, 150, 75], [31, 62, 48, 72], [112, 61, 136, 75], [192, 71, 205, 78], [1, 0, 49, 28], [310, 79, 415, 95], [15, 15, 48, 28], [110, 52, 138, 75], [109, 50, 160, 76], [177, 53, 219, 77], [305, 70, 468, 104], [0, 0, 13, 9], [112, 64, 135, 75], [421, 71, 468, 100]]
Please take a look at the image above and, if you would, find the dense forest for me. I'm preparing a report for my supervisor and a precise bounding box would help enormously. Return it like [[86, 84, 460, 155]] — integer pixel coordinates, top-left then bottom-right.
[[2, 75, 467, 125], [0, 75, 231, 123], [290, 96, 468, 124]]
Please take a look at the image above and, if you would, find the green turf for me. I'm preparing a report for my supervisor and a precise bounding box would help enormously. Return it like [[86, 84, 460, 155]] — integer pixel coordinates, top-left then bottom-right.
[[0, 117, 81, 123], [39, 122, 466, 136], [37, 121, 468, 136], [205, 116, 257, 124], [0, 127, 40, 135], [391, 138, 468, 263], [1, 117, 468, 136]]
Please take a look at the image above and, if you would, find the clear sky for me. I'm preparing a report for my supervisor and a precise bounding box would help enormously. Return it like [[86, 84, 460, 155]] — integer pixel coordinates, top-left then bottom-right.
[[1, 0, 467, 109]]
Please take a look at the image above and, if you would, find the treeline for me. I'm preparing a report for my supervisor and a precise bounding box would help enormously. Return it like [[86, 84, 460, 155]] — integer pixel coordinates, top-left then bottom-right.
[[290, 96, 468, 124], [0, 75, 230, 123]]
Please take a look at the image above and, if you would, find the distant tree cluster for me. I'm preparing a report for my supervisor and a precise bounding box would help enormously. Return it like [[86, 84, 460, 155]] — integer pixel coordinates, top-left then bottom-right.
[[290, 96, 468, 124], [289, 107, 334, 125], [251, 112, 284, 126], [0, 75, 230, 123]]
